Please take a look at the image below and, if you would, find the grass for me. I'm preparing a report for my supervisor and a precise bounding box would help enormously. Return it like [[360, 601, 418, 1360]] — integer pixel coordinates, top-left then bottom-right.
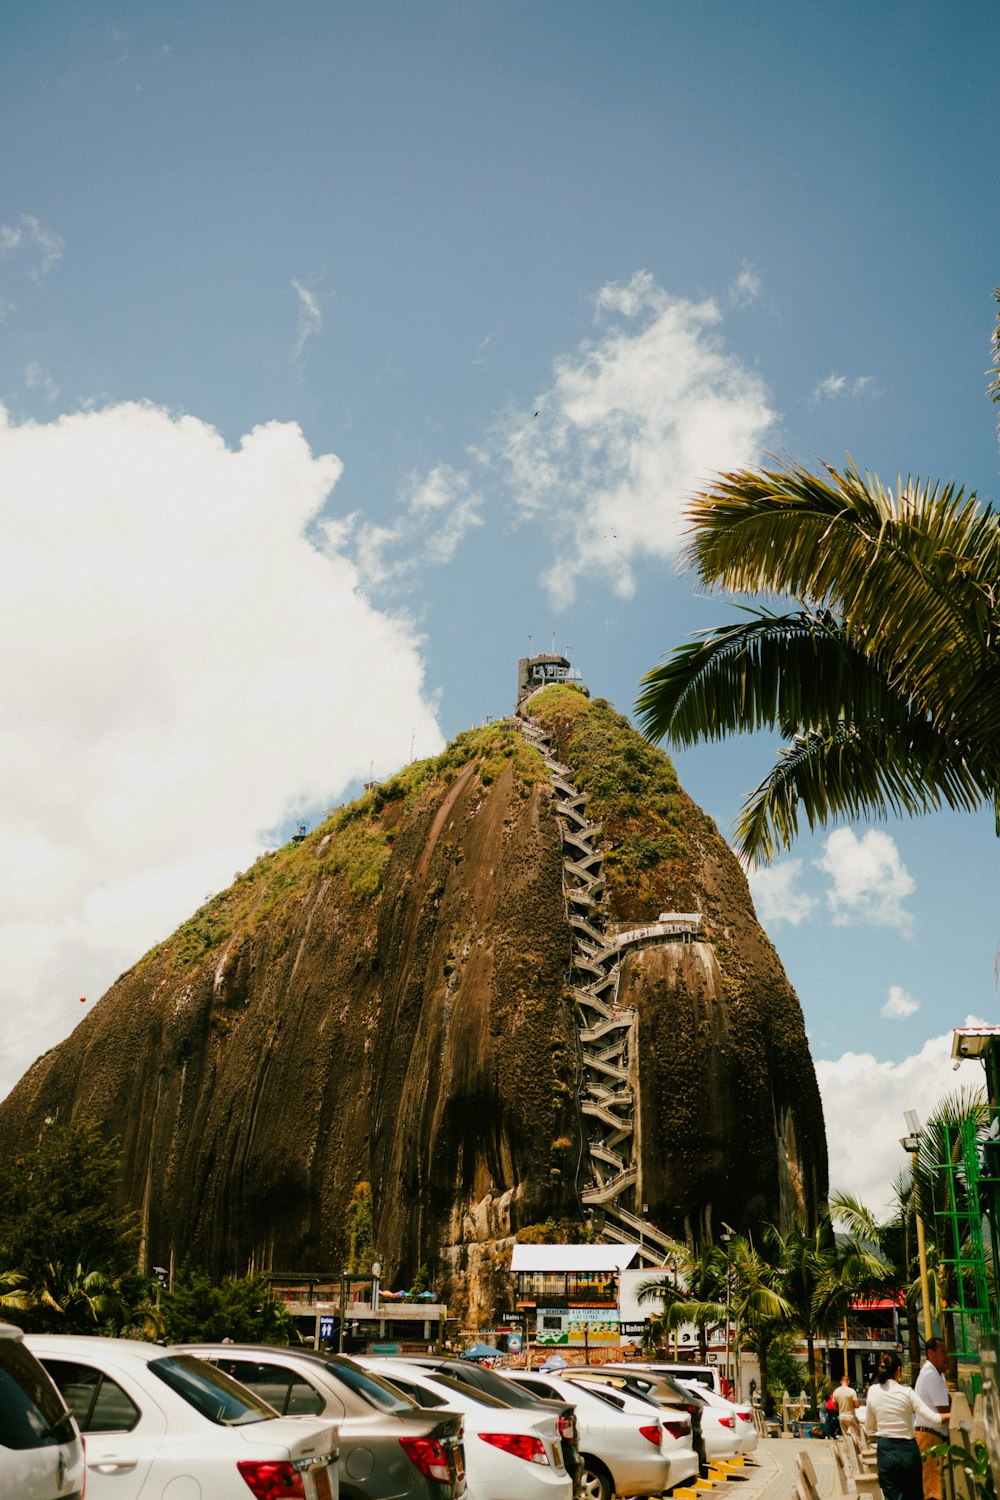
[[527, 685, 709, 921], [139, 721, 547, 972]]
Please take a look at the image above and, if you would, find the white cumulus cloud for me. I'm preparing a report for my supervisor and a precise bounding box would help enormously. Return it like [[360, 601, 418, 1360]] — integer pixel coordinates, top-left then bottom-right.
[[816, 1020, 989, 1215], [499, 270, 776, 607], [747, 857, 818, 926], [881, 985, 920, 1020], [0, 401, 443, 1100], [815, 828, 915, 934]]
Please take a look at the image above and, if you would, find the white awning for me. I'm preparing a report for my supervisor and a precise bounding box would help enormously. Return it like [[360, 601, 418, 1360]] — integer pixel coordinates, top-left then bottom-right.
[[511, 1243, 639, 1273]]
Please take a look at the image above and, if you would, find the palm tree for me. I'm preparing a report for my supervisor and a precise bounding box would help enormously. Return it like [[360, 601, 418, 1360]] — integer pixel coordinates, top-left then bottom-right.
[[636, 1240, 727, 1362], [763, 1218, 841, 1416], [828, 1186, 919, 1371], [813, 1210, 896, 1392], [727, 1235, 794, 1418], [636, 461, 1000, 864], [0, 1269, 29, 1313]]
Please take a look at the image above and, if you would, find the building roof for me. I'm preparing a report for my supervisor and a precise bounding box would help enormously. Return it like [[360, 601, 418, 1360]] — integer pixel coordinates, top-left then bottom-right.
[[511, 1243, 639, 1272]]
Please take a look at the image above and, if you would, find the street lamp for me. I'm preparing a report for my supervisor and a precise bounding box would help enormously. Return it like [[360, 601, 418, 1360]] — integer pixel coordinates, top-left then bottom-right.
[[900, 1110, 933, 1342], [721, 1222, 735, 1400]]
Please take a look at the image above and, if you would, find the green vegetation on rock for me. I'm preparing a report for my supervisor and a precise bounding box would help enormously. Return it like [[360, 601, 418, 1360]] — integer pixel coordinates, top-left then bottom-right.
[[146, 721, 547, 971], [528, 685, 708, 921]]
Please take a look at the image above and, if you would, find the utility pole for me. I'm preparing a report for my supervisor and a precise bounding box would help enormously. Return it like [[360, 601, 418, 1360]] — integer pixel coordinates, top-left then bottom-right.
[[901, 1111, 934, 1341]]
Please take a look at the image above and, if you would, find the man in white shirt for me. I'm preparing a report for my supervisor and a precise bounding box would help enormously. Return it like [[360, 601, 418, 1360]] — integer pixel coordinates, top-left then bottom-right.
[[913, 1338, 950, 1499], [832, 1372, 861, 1442]]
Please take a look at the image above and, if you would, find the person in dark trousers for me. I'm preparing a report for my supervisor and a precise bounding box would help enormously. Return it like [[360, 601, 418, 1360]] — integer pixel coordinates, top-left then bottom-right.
[[864, 1350, 945, 1500], [913, 1338, 951, 1498]]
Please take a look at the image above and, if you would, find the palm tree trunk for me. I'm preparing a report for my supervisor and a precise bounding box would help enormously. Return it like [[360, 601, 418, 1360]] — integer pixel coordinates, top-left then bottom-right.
[[905, 1296, 921, 1381], [806, 1330, 817, 1415]]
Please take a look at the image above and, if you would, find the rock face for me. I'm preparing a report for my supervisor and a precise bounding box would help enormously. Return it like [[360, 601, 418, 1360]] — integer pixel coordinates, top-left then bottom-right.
[[0, 685, 826, 1317]]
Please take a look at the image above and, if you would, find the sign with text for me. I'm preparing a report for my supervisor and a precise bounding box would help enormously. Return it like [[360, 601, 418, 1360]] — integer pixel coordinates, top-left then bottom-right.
[[536, 1306, 621, 1346]]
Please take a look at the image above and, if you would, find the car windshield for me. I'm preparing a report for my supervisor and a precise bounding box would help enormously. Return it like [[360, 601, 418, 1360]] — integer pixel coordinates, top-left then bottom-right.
[[148, 1355, 275, 1426], [415, 1371, 508, 1408], [435, 1362, 548, 1410], [323, 1358, 415, 1414], [0, 1338, 75, 1450], [578, 1384, 628, 1411]]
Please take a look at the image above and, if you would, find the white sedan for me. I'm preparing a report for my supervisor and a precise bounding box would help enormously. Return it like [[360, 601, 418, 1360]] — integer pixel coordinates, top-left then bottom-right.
[[358, 1357, 571, 1500], [669, 1381, 742, 1463], [27, 1335, 340, 1500], [509, 1370, 689, 1500], [676, 1380, 758, 1456]]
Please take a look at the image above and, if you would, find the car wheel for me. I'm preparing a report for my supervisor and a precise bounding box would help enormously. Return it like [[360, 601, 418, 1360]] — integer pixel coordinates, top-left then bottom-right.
[[578, 1459, 612, 1500]]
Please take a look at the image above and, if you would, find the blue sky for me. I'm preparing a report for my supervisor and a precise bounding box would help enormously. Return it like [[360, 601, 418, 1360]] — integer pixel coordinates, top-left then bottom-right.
[[1, 1, 997, 1206]]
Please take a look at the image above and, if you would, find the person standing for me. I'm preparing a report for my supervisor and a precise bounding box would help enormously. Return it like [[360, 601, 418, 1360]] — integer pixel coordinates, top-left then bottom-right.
[[864, 1350, 945, 1500], [913, 1338, 951, 1499], [833, 1372, 861, 1444]]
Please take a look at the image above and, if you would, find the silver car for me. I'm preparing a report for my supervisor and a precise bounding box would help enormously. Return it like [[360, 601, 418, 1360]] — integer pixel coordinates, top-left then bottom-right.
[[185, 1343, 466, 1500]]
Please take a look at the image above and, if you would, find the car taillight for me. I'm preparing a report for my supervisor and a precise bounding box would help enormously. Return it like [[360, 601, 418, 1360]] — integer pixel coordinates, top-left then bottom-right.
[[738, 1412, 753, 1423], [719, 1415, 735, 1429], [639, 1424, 662, 1447], [662, 1419, 689, 1439], [400, 1436, 454, 1483], [237, 1461, 306, 1499], [557, 1414, 575, 1442], [479, 1432, 549, 1466]]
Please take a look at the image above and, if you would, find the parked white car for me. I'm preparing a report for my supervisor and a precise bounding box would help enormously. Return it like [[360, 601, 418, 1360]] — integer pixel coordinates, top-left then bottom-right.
[[0, 1324, 84, 1500], [668, 1380, 742, 1463], [507, 1369, 692, 1500], [676, 1380, 758, 1456], [359, 1357, 572, 1500], [28, 1334, 340, 1500]]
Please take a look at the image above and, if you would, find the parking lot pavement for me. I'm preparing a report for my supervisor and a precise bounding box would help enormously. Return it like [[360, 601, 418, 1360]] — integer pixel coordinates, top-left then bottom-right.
[[712, 1436, 839, 1500]]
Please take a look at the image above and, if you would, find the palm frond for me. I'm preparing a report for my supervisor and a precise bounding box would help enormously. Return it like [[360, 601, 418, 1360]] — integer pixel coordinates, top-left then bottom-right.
[[734, 718, 991, 864], [637, 607, 922, 747], [826, 1193, 885, 1244]]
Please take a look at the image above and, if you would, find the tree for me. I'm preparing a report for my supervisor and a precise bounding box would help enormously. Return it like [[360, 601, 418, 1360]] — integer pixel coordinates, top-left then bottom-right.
[[0, 1120, 150, 1333], [637, 294, 1000, 864], [158, 1264, 294, 1344], [636, 462, 1000, 864], [345, 1181, 373, 1273], [636, 1240, 727, 1362], [763, 1218, 841, 1416], [829, 1183, 922, 1374], [727, 1235, 794, 1419]]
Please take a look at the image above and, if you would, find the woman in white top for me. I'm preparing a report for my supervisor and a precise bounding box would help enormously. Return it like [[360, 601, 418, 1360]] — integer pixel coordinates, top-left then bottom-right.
[[864, 1350, 946, 1500]]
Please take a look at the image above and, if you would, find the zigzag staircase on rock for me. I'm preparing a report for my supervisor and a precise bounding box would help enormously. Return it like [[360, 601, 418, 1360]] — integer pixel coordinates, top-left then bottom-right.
[[516, 710, 702, 1267]]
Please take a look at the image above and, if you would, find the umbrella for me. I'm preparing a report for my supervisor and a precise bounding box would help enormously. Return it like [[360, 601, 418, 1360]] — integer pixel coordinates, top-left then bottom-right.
[[539, 1354, 569, 1372], [415, 1290, 437, 1300], [463, 1342, 500, 1360]]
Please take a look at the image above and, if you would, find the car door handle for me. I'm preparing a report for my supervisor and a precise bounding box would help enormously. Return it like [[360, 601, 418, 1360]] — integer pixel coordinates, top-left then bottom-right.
[[90, 1455, 139, 1474]]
